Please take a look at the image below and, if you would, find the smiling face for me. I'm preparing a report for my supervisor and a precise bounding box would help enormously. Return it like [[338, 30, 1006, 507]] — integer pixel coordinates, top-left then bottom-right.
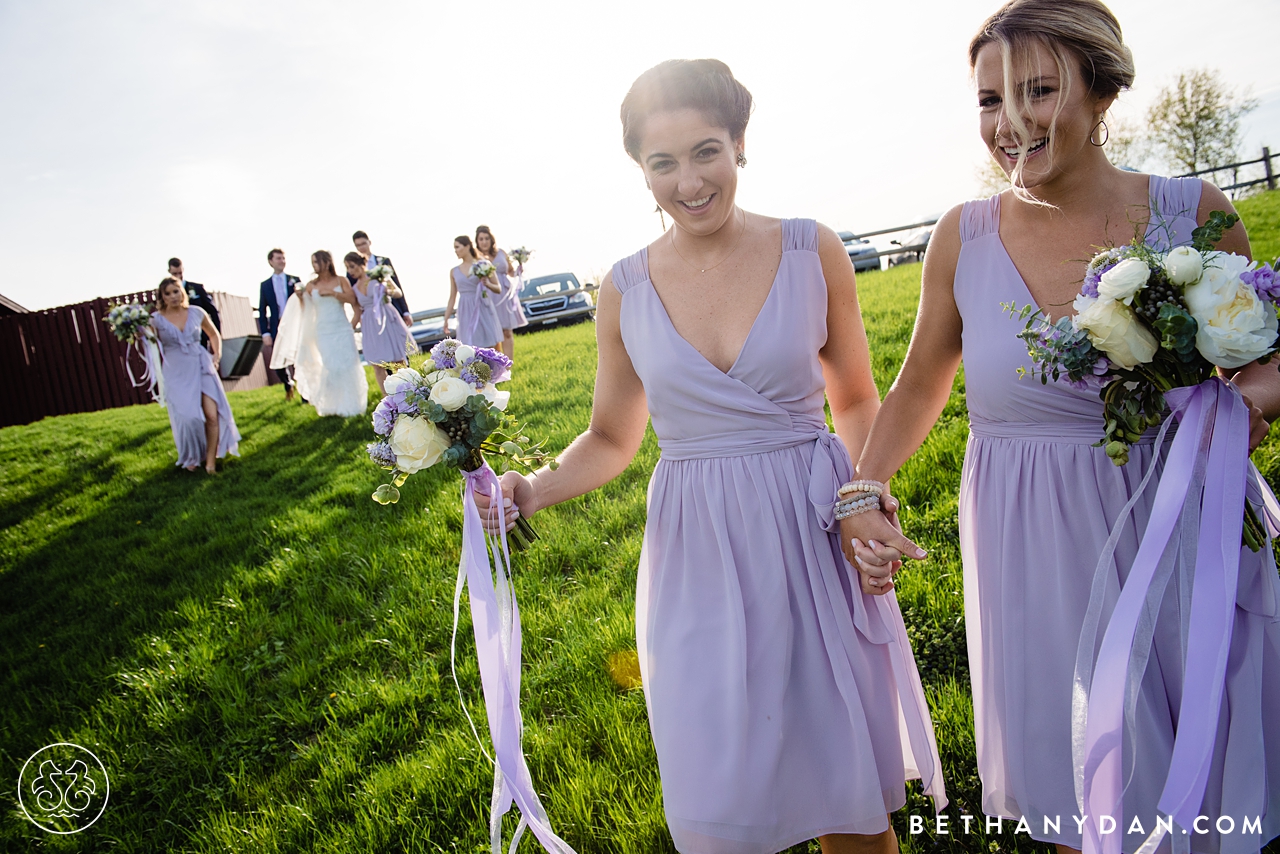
[[638, 109, 741, 236], [269, 250, 286, 274], [161, 281, 185, 309], [974, 38, 1114, 190]]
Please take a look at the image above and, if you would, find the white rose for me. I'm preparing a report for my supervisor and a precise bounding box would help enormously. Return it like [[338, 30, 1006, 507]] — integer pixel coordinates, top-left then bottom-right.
[[481, 383, 510, 410], [1183, 252, 1278, 368], [428, 375, 474, 411], [383, 367, 422, 395], [455, 344, 476, 364], [388, 416, 450, 473], [1096, 257, 1151, 305], [1072, 294, 1158, 370], [425, 369, 452, 385], [1163, 246, 1204, 287]]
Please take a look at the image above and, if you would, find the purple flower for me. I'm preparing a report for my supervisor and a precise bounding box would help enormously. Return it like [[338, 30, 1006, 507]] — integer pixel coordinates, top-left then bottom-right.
[[1242, 263, 1280, 302], [1081, 271, 1101, 299], [367, 441, 397, 467], [372, 397, 399, 436], [474, 346, 512, 382], [430, 339, 461, 369]]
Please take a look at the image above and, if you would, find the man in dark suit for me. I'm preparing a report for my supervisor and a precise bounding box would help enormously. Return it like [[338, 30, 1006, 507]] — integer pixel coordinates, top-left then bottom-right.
[[167, 257, 222, 349], [351, 230, 412, 324], [257, 248, 301, 400]]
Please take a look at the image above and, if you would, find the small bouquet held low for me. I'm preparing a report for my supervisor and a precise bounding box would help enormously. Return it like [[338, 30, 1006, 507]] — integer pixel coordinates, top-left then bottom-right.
[[103, 301, 165, 405], [367, 341, 573, 851], [469, 259, 497, 298], [1008, 213, 1280, 853], [367, 339, 554, 547]]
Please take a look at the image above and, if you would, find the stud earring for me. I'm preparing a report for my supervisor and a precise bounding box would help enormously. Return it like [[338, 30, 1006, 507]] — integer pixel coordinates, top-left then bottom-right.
[[736, 152, 747, 167]]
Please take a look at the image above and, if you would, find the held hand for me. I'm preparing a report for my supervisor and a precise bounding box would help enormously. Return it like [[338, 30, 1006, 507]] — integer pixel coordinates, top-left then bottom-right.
[[473, 470, 536, 535], [1241, 392, 1270, 451], [403, 313, 413, 325], [262, 333, 272, 346]]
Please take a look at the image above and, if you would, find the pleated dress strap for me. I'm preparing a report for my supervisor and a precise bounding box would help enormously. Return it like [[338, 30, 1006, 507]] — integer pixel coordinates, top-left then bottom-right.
[[610, 248, 649, 296], [959, 194, 1001, 244], [781, 218, 819, 253]]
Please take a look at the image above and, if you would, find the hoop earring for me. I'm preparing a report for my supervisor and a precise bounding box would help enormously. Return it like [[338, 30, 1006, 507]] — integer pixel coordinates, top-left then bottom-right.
[[1090, 118, 1109, 147], [736, 152, 747, 167]]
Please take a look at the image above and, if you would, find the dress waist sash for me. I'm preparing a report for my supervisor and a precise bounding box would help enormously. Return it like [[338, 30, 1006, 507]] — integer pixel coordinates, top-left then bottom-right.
[[969, 417, 1171, 445]]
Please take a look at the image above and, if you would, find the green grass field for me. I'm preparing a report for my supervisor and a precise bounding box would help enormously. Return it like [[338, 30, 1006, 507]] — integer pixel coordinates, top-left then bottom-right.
[[3, 192, 1280, 853]]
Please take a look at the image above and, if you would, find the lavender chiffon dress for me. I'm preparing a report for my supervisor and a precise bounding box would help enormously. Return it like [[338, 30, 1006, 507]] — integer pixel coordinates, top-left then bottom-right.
[[355, 281, 410, 364], [152, 307, 240, 468], [492, 250, 528, 329], [956, 176, 1280, 852], [453, 265, 503, 348], [613, 218, 944, 853]]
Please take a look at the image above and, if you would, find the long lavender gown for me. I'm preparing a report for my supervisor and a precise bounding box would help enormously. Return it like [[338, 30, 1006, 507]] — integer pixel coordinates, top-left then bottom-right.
[[453, 265, 503, 348], [151, 306, 240, 468], [612, 218, 944, 854], [491, 250, 528, 329], [956, 176, 1280, 852], [355, 280, 410, 363]]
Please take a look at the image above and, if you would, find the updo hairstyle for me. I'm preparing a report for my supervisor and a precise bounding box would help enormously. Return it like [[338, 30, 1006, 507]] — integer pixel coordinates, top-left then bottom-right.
[[620, 59, 754, 164], [969, 0, 1134, 191]]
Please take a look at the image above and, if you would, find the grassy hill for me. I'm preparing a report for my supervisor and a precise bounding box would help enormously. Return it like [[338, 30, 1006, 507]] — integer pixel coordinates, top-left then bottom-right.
[[3, 191, 1280, 853]]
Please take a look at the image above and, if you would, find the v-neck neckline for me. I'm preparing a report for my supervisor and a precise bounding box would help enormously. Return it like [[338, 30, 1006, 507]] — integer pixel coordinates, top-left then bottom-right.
[[640, 232, 785, 377], [157, 309, 192, 333], [995, 176, 1158, 322]]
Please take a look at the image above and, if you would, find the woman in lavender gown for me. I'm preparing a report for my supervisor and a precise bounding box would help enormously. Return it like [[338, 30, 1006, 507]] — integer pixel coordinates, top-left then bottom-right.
[[150, 276, 240, 472], [345, 251, 410, 394], [845, 1, 1280, 851], [443, 235, 503, 349], [478, 59, 945, 853], [475, 225, 527, 359]]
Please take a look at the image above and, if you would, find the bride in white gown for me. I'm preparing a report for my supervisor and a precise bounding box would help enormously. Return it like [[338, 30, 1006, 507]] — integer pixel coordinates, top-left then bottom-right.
[[270, 250, 369, 417]]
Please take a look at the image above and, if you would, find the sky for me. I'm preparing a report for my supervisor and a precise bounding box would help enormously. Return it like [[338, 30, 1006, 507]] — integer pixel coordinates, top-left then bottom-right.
[[2, 0, 1278, 314]]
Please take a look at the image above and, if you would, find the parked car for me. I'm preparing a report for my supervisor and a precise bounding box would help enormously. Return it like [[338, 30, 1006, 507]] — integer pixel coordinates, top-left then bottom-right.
[[408, 309, 448, 352], [836, 231, 881, 273], [886, 227, 933, 267], [516, 272, 595, 332]]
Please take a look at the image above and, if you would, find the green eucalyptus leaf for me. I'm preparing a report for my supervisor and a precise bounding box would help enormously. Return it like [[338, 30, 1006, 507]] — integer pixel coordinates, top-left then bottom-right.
[[372, 484, 401, 505]]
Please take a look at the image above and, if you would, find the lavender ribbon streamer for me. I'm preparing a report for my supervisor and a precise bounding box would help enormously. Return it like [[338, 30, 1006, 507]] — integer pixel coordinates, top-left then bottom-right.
[[368, 281, 388, 336], [1076, 379, 1251, 854], [125, 336, 167, 407], [452, 463, 576, 854]]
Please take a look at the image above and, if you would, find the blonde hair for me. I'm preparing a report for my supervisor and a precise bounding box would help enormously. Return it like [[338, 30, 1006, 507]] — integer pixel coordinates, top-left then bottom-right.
[[155, 276, 188, 311], [969, 0, 1134, 200]]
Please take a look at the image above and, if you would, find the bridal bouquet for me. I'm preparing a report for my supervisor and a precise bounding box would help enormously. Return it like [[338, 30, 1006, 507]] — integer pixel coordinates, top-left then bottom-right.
[[367, 339, 554, 548], [103, 301, 165, 405], [368, 340, 574, 853], [1006, 212, 1278, 462], [104, 302, 154, 345], [469, 259, 497, 295]]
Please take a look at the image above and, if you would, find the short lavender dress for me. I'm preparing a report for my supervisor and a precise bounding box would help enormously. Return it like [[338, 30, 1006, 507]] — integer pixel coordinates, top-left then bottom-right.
[[355, 280, 410, 364], [151, 306, 240, 468], [453, 265, 503, 348], [956, 176, 1280, 851], [613, 218, 944, 853], [492, 250, 528, 330]]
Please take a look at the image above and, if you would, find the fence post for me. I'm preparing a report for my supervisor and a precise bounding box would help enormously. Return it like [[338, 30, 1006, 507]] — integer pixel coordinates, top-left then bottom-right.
[[1265, 147, 1275, 192]]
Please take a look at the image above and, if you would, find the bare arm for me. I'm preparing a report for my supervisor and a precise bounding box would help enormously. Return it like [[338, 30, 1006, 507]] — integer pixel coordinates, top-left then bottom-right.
[[816, 224, 881, 452], [351, 304, 363, 330], [483, 273, 502, 294], [443, 272, 458, 334], [478, 270, 650, 528], [201, 311, 223, 364], [842, 205, 967, 574]]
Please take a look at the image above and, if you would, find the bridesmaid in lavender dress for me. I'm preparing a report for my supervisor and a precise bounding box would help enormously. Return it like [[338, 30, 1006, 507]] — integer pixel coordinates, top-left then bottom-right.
[[478, 59, 944, 854], [475, 225, 527, 360], [846, 2, 1280, 851], [151, 277, 240, 473], [443, 235, 503, 349], [344, 252, 410, 394]]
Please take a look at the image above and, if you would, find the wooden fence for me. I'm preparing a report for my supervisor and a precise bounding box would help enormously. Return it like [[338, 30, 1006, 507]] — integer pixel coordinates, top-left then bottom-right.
[[1178, 147, 1276, 195], [0, 291, 267, 428]]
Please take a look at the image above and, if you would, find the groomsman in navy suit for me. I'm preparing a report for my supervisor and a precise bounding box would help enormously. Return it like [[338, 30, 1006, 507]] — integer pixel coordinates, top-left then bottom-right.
[[257, 248, 301, 400], [167, 257, 221, 348], [351, 230, 412, 324]]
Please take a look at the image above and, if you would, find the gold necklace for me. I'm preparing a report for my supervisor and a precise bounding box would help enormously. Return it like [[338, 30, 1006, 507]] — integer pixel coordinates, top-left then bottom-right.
[[669, 210, 746, 274]]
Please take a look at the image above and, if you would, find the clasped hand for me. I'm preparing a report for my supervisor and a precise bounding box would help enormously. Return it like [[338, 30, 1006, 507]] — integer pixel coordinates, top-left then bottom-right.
[[840, 493, 928, 596], [473, 470, 535, 533]]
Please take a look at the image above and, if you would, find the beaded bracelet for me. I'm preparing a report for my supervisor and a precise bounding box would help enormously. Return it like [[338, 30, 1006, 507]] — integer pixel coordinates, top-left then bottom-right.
[[837, 478, 885, 498], [834, 493, 881, 519]]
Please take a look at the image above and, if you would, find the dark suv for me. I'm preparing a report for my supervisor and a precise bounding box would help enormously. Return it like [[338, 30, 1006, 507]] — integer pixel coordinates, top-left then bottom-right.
[[517, 272, 596, 331]]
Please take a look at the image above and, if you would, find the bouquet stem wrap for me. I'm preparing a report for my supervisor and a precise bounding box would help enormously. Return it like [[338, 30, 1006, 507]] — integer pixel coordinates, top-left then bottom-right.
[[126, 336, 166, 407], [453, 463, 575, 854], [1073, 378, 1280, 853]]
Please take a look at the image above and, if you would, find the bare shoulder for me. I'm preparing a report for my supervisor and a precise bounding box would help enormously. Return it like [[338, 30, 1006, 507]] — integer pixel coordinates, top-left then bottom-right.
[[926, 203, 966, 265], [1195, 179, 1252, 257]]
